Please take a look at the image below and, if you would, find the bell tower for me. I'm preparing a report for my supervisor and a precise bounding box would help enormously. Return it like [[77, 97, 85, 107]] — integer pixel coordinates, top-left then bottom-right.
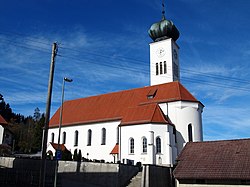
[[148, 2, 180, 86]]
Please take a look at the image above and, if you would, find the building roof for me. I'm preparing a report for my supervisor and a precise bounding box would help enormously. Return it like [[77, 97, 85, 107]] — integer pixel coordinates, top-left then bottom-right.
[[49, 81, 200, 128], [174, 139, 250, 180], [0, 115, 7, 126], [110, 143, 119, 155], [49, 142, 67, 151], [120, 103, 171, 126]]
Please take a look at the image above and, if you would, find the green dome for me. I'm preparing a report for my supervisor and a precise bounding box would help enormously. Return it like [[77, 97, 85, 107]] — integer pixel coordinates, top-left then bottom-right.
[[148, 16, 180, 42]]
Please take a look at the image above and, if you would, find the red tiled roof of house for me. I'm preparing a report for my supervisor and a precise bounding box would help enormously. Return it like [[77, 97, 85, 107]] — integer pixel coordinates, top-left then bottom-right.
[[120, 103, 171, 126], [49, 81, 200, 128], [174, 139, 250, 180], [110, 143, 119, 154], [0, 115, 7, 126], [50, 142, 67, 151]]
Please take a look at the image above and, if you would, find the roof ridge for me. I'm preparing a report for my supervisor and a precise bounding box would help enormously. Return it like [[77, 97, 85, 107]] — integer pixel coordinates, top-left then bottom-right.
[[64, 82, 178, 103], [149, 103, 158, 122], [65, 85, 151, 103], [150, 104, 170, 124], [50, 81, 199, 127], [195, 138, 250, 144]]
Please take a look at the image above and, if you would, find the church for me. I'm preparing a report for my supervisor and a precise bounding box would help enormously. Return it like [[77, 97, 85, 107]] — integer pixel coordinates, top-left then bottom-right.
[[47, 9, 204, 167]]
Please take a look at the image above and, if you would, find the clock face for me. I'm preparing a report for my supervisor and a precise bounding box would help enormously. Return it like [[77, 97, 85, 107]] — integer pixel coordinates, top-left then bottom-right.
[[156, 48, 165, 58], [173, 49, 178, 60]]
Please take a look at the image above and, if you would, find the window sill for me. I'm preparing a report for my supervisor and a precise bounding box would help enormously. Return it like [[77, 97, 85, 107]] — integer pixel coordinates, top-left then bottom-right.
[[156, 153, 163, 155]]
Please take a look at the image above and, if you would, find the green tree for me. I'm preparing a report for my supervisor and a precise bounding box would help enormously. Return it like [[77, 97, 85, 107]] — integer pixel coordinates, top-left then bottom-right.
[[62, 149, 72, 161], [73, 149, 78, 161], [33, 107, 41, 121], [31, 113, 45, 152], [77, 149, 82, 162], [0, 94, 14, 121]]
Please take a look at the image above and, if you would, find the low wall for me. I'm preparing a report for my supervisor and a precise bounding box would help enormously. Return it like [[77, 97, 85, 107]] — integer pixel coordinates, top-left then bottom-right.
[[57, 161, 139, 187], [141, 164, 174, 187], [0, 157, 139, 187]]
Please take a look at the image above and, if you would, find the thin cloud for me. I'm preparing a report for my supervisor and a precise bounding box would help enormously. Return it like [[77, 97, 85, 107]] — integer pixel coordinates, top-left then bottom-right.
[[203, 104, 250, 140]]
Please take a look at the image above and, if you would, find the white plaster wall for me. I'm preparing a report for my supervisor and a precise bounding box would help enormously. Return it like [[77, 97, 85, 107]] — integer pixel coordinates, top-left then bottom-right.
[[0, 126, 4, 144], [48, 120, 120, 162], [47, 100, 202, 165], [159, 101, 203, 154], [150, 38, 180, 85], [120, 124, 175, 166]]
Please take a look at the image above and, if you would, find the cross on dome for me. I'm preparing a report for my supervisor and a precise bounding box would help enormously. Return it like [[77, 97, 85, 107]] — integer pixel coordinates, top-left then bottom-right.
[[148, 0, 180, 42]]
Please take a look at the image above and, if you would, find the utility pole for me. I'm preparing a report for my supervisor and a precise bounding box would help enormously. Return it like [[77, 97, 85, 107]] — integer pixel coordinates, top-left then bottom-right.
[[39, 42, 58, 187]]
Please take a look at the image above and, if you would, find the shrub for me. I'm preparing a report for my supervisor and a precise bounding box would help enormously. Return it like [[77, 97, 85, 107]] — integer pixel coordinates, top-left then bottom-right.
[[73, 149, 78, 161], [0, 144, 11, 156], [77, 149, 82, 162], [62, 149, 72, 161]]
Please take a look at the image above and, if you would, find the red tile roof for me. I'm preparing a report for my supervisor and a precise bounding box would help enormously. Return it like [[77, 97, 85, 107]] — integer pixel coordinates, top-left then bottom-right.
[[174, 139, 250, 180], [110, 143, 119, 154], [121, 103, 171, 126], [50, 142, 67, 151], [49, 81, 200, 128], [0, 115, 7, 126]]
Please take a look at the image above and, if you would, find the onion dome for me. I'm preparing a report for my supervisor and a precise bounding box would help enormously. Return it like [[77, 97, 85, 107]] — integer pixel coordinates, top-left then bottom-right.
[[148, 15, 180, 42]]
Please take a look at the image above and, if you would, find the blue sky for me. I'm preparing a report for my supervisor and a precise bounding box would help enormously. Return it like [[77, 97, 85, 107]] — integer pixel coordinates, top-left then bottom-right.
[[0, 0, 250, 141]]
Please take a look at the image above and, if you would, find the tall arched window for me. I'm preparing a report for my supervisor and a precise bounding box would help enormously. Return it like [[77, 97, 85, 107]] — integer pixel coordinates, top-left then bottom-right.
[[156, 63, 159, 75], [160, 62, 163, 74], [62, 132, 66, 144], [87, 129, 92, 146], [142, 137, 147, 153], [164, 61, 167, 74], [129, 138, 134, 154], [101, 128, 106, 145], [51, 133, 54, 143], [74, 130, 78, 146], [188, 124, 193, 142], [156, 137, 161, 153]]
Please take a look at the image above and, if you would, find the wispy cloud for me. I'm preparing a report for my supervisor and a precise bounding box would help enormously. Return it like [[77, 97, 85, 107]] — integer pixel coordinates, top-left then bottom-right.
[[1, 27, 151, 116], [203, 104, 250, 140]]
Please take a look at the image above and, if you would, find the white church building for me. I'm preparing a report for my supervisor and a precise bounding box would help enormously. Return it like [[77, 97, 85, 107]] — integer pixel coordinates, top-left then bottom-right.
[[47, 11, 204, 167]]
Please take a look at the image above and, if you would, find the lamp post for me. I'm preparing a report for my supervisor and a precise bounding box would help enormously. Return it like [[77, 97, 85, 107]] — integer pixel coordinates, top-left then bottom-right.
[[54, 77, 73, 187]]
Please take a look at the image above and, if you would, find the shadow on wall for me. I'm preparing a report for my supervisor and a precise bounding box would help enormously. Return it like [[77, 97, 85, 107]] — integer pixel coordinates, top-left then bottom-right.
[[58, 161, 139, 187], [176, 130, 185, 154], [0, 157, 139, 187]]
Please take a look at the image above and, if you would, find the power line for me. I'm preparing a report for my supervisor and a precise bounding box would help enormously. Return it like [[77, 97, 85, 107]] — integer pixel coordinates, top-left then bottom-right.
[[58, 53, 250, 92], [0, 30, 51, 46], [0, 37, 51, 54], [182, 77, 250, 92], [60, 45, 250, 85], [181, 69, 250, 84], [1, 30, 249, 91], [60, 46, 147, 64]]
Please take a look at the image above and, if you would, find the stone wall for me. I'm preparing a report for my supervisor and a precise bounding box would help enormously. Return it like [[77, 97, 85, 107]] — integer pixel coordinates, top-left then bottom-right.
[[0, 157, 139, 187], [141, 164, 174, 187]]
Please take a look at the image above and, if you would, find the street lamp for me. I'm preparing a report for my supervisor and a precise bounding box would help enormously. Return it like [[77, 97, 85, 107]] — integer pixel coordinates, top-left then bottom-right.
[[54, 77, 73, 187]]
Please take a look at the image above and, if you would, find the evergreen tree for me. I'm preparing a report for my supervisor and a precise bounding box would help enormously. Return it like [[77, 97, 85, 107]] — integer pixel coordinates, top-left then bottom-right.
[[0, 94, 45, 153], [62, 149, 72, 161], [31, 113, 45, 152], [0, 94, 14, 121], [33, 107, 41, 121], [73, 149, 78, 161], [77, 149, 82, 162]]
